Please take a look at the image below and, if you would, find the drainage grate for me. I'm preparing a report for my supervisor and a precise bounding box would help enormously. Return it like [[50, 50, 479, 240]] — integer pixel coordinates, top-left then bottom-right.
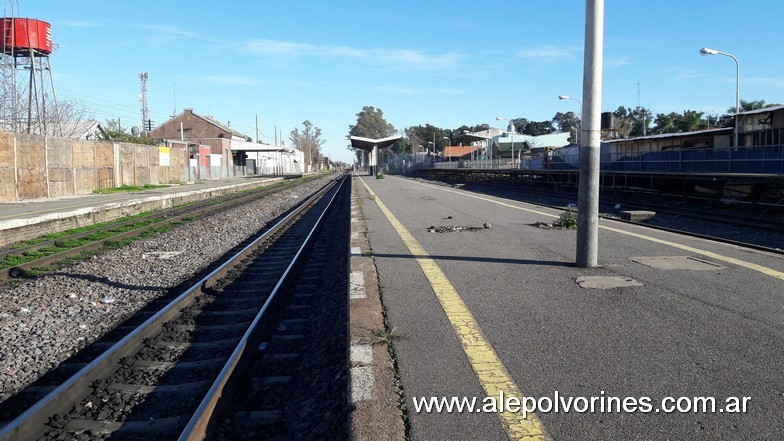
[[630, 256, 726, 271]]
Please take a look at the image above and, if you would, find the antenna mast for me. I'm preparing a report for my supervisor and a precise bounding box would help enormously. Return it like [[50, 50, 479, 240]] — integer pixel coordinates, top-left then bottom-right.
[[139, 71, 149, 132]]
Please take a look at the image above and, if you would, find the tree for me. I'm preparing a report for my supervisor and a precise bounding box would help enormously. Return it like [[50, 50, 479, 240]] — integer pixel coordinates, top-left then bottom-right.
[[348, 106, 396, 139], [552, 111, 581, 142], [96, 119, 158, 145], [290, 120, 326, 172], [651, 112, 678, 134], [522, 120, 555, 136], [347, 106, 397, 163], [728, 99, 781, 114]]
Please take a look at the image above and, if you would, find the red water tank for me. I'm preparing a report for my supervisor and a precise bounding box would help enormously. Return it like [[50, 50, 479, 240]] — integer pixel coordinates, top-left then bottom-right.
[[2, 18, 52, 55]]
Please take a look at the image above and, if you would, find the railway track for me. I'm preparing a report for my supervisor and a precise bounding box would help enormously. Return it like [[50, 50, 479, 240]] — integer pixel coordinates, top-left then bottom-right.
[[0, 176, 319, 282], [418, 176, 784, 252], [0, 174, 350, 441]]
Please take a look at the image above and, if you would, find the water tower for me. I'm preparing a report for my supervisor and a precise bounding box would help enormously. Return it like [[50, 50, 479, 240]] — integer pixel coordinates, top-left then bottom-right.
[[1, 4, 59, 135]]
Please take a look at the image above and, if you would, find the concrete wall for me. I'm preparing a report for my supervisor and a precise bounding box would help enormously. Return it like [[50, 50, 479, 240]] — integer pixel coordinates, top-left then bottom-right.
[[0, 132, 189, 202]]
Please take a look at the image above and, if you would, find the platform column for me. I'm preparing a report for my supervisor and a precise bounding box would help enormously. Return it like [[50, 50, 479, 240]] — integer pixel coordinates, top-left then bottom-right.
[[576, 0, 604, 268], [371, 145, 379, 177]]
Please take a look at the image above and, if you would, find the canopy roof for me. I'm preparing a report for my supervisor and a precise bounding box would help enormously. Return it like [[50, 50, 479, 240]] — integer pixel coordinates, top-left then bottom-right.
[[350, 135, 402, 151]]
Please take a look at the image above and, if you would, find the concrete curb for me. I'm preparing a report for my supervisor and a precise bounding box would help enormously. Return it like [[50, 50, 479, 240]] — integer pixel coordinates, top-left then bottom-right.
[[348, 178, 406, 441]]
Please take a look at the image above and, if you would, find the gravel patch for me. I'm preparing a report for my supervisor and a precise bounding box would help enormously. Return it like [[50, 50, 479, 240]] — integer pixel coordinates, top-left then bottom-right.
[[0, 176, 334, 402]]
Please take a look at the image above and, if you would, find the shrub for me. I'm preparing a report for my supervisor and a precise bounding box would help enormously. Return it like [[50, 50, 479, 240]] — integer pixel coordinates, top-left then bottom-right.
[[557, 209, 578, 229]]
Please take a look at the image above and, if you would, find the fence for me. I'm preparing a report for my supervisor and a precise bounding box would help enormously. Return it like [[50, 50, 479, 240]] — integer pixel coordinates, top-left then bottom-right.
[[0, 132, 191, 202], [424, 145, 784, 175]]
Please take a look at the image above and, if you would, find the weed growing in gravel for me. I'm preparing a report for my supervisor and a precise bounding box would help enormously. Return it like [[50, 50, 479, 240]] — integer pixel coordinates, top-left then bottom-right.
[[376, 173, 385, 179], [371, 327, 399, 346], [556, 209, 578, 229]]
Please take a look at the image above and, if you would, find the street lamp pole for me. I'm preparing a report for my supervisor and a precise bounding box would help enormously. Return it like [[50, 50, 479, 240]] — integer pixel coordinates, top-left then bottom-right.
[[700, 47, 740, 148], [559, 94, 583, 144], [443, 136, 451, 163]]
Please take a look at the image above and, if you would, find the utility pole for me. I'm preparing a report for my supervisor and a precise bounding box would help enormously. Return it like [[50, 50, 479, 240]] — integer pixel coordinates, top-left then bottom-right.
[[255, 114, 259, 143], [576, 0, 604, 268]]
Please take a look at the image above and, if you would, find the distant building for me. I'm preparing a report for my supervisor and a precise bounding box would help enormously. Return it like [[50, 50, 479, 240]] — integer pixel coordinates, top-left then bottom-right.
[[493, 132, 571, 159], [59, 119, 100, 140], [148, 108, 248, 177]]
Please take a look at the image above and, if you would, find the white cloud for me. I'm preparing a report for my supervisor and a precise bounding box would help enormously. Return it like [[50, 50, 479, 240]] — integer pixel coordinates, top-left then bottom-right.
[[665, 69, 704, 80], [58, 20, 100, 28], [515, 44, 581, 62], [606, 57, 630, 68], [744, 76, 784, 87], [376, 85, 457, 95], [243, 38, 463, 71], [134, 24, 203, 39]]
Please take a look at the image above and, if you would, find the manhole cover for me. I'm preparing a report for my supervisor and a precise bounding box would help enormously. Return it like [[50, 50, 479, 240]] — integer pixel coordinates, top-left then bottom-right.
[[575, 276, 643, 289], [630, 256, 725, 271]]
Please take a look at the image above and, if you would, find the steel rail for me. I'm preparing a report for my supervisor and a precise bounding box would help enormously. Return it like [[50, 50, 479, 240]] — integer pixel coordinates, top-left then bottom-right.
[[0, 175, 343, 441], [0, 177, 314, 281], [179, 174, 348, 440]]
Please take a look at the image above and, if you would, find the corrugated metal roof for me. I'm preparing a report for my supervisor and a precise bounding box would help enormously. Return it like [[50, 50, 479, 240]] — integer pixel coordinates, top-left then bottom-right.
[[604, 127, 731, 143], [738, 105, 784, 116], [444, 145, 480, 157]]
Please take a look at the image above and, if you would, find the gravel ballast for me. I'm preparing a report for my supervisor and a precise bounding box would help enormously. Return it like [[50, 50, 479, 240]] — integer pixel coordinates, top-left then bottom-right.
[[0, 176, 334, 403]]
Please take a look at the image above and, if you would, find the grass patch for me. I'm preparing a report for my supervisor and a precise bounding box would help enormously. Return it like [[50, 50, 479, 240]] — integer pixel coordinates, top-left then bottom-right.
[[93, 184, 170, 194], [376, 173, 385, 180], [371, 327, 400, 346], [11, 211, 156, 249]]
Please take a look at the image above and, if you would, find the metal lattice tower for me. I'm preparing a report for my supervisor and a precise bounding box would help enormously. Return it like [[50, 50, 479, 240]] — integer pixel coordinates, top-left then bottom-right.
[[139, 71, 149, 132], [1, 3, 59, 135], [1, 1, 18, 132]]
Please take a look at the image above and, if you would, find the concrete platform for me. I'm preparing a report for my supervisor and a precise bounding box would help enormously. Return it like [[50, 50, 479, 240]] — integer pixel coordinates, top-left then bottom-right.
[[0, 176, 286, 247], [620, 210, 656, 221], [353, 173, 784, 440]]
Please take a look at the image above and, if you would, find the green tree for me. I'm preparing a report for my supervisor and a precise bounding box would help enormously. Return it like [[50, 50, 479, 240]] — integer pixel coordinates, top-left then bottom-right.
[[676, 110, 709, 132], [290, 120, 326, 172], [522, 120, 555, 136], [348, 106, 396, 139], [727, 99, 781, 114], [97, 119, 158, 145], [651, 112, 678, 134], [348, 106, 397, 163]]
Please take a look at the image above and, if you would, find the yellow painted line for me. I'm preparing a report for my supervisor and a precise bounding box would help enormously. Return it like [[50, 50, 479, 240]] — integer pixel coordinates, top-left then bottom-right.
[[400, 177, 784, 282], [358, 177, 550, 441], [599, 225, 784, 281]]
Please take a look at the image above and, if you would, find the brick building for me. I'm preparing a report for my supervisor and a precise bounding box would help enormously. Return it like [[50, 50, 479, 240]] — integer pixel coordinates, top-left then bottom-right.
[[148, 108, 252, 178]]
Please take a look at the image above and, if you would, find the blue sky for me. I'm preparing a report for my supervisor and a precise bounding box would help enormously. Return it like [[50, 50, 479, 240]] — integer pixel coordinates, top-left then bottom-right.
[[13, 0, 784, 163]]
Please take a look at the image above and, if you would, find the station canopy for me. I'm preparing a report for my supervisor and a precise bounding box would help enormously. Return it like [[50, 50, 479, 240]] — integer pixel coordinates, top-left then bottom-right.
[[349, 135, 402, 151]]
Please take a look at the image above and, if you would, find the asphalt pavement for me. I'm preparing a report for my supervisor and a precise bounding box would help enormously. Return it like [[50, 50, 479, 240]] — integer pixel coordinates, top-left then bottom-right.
[[354, 173, 784, 440]]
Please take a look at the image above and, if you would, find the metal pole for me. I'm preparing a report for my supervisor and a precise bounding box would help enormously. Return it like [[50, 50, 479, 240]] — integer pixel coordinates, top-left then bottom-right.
[[732, 55, 740, 148], [511, 136, 514, 169], [576, 0, 604, 268]]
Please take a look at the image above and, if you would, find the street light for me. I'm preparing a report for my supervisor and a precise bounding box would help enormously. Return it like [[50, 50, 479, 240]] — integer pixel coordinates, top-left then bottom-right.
[[558, 94, 582, 111], [427, 141, 435, 167], [559, 94, 583, 143], [443, 136, 450, 162], [700, 47, 740, 148], [495, 116, 515, 167]]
